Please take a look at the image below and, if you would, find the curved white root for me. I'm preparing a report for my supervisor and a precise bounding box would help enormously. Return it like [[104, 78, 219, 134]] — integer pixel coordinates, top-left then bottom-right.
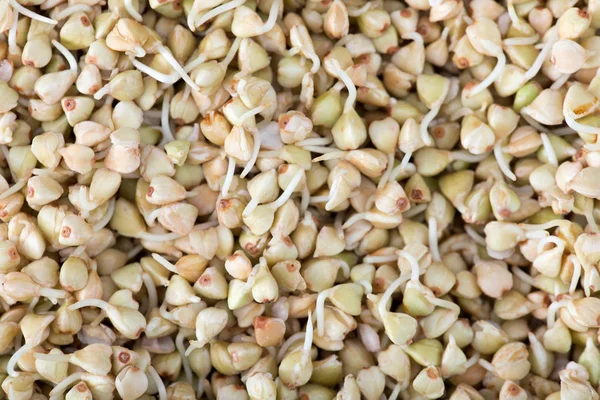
[[151, 253, 178, 273], [7, 342, 33, 376], [493, 140, 516, 181], [141, 272, 159, 314], [331, 60, 356, 113], [377, 153, 395, 190], [54, 4, 93, 20], [93, 84, 111, 100], [540, 132, 558, 166], [49, 372, 84, 397], [190, 0, 246, 31], [9, 0, 57, 24], [221, 156, 236, 197], [569, 255, 582, 295], [8, 10, 18, 54], [301, 187, 310, 213], [51, 39, 78, 73], [271, 168, 303, 209], [550, 73, 570, 90], [316, 287, 334, 337], [157, 46, 200, 92], [301, 310, 313, 364], [564, 110, 600, 135], [524, 30, 557, 80], [428, 217, 441, 262], [257, 0, 280, 35], [175, 331, 193, 383], [148, 366, 167, 400], [468, 51, 505, 97], [160, 91, 174, 145], [93, 198, 116, 232], [243, 197, 259, 218], [131, 59, 178, 84], [0, 179, 25, 200], [378, 273, 411, 319], [124, 0, 142, 21], [478, 358, 495, 373], [277, 332, 305, 361], [347, 2, 370, 16], [464, 225, 486, 246], [503, 35, 540, 46], [241, 129, 261, 178]]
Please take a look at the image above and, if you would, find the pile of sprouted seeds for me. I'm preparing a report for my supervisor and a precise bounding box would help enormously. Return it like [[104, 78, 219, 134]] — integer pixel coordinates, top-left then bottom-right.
[[3, 0, 600, 398]]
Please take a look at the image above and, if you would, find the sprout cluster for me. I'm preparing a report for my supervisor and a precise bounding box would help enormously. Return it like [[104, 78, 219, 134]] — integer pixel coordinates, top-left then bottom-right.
[[1, 0, 600, 399]]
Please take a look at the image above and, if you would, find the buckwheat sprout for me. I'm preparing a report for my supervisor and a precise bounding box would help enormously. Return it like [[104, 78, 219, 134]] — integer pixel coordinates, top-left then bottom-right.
[[141, 272, 159, 312], [468, 41, 505, 97], [524, 28, 558, 80], [296, 137, 332, 147], [451, 151, 491, 163], [189, 0, 246, 31], [183, 54, 207, 73], [137, 231, 183, 241], [154, 47, 201, 92], [49, 372, 86, 398], [221, 36, 242, 68], [0, 179, 25, 199], [362, 254, 399, 263], [551, 73, 570, 90], [391, 161, 416, 178], [330, 60, 356, 113], [584, 199, 599, 233], [428, 217, 441, 262], [7, 9, 17, 54], [503, 34, 540, 46], [257, 0, 281, 35], [160, 90, 174, 145], [221, 156, 236, 197], [510, 266, 536, 287], [378, 272, 411, 319], [124, 0, 142, 21], [270, 168, 303, 209], [506, 0, 529, 32], [52, 39, 78, 73], [54, 4, 93, 20], [132, 59, 178, 84], [148, 365, 168, 400], [301, 310, 314, 363], [316, 287, 334, 336], [9, 0, 57, 24], [568, 255, 582, 295], [493, 140, 516, 181], [356, 280, 372, 294], [151, 253, 179, 274], [402, 203, 427, 218], [346, 2, 370, 17], [7, 341, 35, 376], [520, 219, 569, 231], [464, 225, 486, 246], [301, 186, 310, 212], [478, 358, 496, 374], [276, 332, 306, 361], [487, 247, 515, 260], [387, 383, 402, 400], [546, 297, 571, 328], [520, 110, 549, 133], [563, 108, 600, 135], [378, 153, 395, 190], [175, 330, 193, 383], [127, 244, 144, 260]]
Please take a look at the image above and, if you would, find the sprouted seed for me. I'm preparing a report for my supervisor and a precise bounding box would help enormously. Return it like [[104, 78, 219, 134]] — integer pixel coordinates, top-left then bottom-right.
[[0, 0, 599, 398]]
